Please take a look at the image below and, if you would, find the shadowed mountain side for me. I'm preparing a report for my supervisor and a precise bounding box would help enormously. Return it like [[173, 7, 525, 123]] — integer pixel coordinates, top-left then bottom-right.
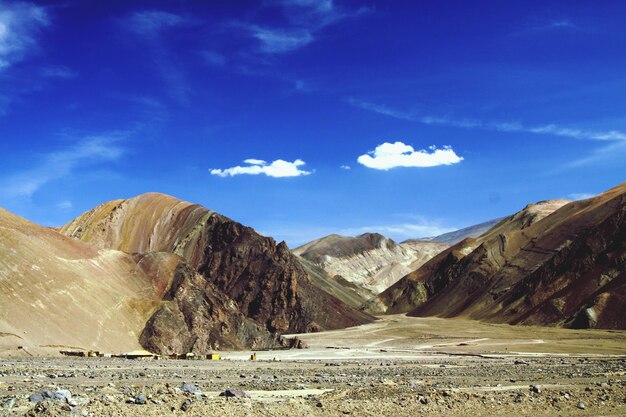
[[61, 193, 373, 334], [363, 199, 572, 315], [411, 182, 626, 329], [136, 253, 280, 354], [0, 208, 160, 355]]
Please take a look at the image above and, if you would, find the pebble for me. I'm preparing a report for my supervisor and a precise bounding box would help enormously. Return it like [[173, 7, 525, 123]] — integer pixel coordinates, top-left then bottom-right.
[[577, 401, 586, 410], [181, 398, 192, 411], [135, 393, 147, 405]]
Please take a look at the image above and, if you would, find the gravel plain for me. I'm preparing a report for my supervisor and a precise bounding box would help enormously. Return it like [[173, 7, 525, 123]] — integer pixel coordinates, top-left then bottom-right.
[[1, 315, 624, 416]]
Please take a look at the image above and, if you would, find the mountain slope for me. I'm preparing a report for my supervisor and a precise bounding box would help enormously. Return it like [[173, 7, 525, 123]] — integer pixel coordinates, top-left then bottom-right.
[[0, 207, 281, 356], [412, 183, 626, 329], [294, 233, 447, 295], [363, 199, 571, 315], [365, 183, 626, 329], [60, 193, 373, 334], [0, 207, 159, 354], [407, 217, 504, 246]]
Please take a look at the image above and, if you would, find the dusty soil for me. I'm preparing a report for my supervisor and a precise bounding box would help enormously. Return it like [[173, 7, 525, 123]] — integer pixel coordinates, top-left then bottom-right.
[[1, 315, 624, 416]]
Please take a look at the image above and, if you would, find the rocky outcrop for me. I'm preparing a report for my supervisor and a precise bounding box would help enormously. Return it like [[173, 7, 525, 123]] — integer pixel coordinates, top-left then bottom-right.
[[137, 254, 279, 354], [61, 193, 373, 338], [294, 233, 447, 296], [366, 183, 626, 330]]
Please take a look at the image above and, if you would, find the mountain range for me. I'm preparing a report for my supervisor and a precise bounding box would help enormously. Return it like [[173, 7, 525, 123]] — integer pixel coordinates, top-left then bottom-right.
[[1, 193, 372, 355], [364, 182, 626, 329], [1, 181, 624, 357]]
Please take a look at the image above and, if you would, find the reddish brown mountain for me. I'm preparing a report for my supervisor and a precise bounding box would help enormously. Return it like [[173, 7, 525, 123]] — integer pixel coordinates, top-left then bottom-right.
[[60, 193, 373, 335], [365, 182, 626, 329]]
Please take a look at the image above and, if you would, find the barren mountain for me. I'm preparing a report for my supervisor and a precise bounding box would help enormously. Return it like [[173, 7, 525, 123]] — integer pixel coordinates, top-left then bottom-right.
[[365, 182, 626, 329], [363, 199, 572, 315], [0, 207, 158, 354], [0, 207, 282, 356], [405, 217, 504, 246], [294, 233, 447, 296], [60, 193, 373, 335]]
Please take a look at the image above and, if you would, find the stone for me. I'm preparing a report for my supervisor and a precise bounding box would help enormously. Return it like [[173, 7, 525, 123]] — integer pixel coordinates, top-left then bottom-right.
[[577, 401, 586, 410], [181, 383, 198, 394], [135, 393, 147, 405], [29, 392, 44, 403], [219, 388, 251, 398], [54, 389, 72, 401], [181, 398, 192, 411], [4, 397, 15, 409]]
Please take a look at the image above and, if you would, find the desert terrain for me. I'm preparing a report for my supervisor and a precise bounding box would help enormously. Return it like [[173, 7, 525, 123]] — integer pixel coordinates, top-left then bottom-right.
[[1, 315, 624, 416]]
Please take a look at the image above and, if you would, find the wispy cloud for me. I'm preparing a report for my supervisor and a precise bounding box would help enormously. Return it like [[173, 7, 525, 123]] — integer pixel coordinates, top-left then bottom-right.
[[126, 10, 184, 37], [568, 192, 595, 200], [513, 18, 579, 36], [122, 10, 190, 104], [339, 221, 454, 240], [340, 165, 351, 170], [56, 200, 73, 210], [240, 0, 370, 54], [357, 141, 463, 170], [211, 158, 312, 178], [348, 98, 626, 142], [250, 26, 314, 53], [41, 65, 78, 79], [200, 50, 226, 67], [0, 1, 49, 71], [0, 132, 128, 200]]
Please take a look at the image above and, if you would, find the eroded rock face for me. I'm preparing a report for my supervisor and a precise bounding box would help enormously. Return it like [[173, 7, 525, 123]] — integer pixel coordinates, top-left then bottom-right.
[[294, 233, 447, 296], [61, 193, 373, 340], [137, 254, 279, 354]]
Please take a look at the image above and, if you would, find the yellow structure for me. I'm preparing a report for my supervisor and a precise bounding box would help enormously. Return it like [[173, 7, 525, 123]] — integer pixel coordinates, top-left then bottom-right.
[[250, 353, 257, 361], [207, 353, 220, 360]]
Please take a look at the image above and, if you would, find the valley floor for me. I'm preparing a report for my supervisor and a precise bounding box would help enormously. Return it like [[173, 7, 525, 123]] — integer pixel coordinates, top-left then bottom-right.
[[1, 315, 624, 416]]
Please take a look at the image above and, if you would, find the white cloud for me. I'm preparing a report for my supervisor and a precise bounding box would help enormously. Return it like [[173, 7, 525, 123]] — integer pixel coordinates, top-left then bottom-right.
[[211, 158, 312, 178], [349, 98, 626, 143], [0, 2, 49, 71], [340, 165, 351, 170], [0, 132, 128, 199], [357, 141, 463, 170]]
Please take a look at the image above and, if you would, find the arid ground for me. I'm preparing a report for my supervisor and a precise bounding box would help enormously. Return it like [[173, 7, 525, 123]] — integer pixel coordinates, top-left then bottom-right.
[[1, 315, 624, 416]]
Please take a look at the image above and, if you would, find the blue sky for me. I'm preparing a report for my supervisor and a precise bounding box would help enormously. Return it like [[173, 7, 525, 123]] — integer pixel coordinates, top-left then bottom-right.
[[1, 0, 625, 247]]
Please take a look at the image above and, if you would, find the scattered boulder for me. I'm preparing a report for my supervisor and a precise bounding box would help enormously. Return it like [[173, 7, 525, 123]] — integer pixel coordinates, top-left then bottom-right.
[[219, 388, 251, 398], [181, 383, 198, 394]]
